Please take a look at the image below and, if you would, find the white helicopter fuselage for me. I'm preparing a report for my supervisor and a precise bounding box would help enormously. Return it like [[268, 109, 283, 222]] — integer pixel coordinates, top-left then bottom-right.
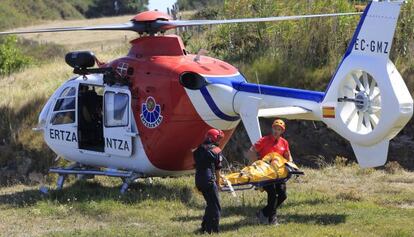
[[38, 76, 186, 177]]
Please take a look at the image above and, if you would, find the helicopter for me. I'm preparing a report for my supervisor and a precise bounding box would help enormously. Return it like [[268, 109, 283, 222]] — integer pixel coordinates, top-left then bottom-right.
[[0, 0, 412, 193]]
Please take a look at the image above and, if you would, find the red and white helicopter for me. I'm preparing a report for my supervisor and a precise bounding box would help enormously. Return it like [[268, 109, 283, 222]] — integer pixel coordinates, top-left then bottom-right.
[[1, 0, 412, 193]]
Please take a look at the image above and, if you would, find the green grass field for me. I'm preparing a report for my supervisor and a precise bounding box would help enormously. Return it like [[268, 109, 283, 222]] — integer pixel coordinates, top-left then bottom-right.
[[1, 164, 413, 237]]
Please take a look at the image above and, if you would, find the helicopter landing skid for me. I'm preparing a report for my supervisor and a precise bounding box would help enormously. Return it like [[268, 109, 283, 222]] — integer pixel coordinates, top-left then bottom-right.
[[46, 163, 144, 194]]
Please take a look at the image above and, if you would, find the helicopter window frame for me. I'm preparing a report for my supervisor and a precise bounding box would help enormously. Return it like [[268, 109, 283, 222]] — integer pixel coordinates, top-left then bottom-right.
[[59, 87, 76, 97], [50, 86, 77, 125], [53, 97, 76, 112], [104, 91, 129, 128]]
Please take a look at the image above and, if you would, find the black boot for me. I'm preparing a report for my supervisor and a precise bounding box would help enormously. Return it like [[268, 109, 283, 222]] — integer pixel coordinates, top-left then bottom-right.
[[269, 215, 279, 226], [256, 210, 268, 224]]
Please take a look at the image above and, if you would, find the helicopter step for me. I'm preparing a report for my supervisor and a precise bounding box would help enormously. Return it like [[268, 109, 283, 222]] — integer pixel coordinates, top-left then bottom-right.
[[45, 163, 144, 194]]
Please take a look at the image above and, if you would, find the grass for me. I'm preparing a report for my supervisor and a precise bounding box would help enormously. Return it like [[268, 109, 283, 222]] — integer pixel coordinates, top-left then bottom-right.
[[0, 165, 413, 236]]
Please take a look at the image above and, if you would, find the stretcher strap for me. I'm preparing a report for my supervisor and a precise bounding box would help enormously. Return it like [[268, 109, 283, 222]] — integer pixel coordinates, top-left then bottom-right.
[[220, 175, 237, 197]]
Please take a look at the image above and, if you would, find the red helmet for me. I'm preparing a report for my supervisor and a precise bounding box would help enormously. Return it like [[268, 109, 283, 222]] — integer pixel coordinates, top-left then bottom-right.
[[205, 128, 224, 143]]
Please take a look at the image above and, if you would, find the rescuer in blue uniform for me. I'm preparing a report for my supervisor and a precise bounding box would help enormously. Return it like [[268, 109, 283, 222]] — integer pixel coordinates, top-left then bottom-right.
[[193, 128, 225, 234]]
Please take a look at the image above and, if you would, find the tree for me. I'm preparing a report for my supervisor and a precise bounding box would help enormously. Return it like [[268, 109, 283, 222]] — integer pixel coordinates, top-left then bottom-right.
[[177, 0, 223, 10], [85, 0, 149, 18]]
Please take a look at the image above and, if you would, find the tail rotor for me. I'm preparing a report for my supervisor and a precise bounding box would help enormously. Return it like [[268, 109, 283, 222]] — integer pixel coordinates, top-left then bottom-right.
[[321, 0, 413, 167]]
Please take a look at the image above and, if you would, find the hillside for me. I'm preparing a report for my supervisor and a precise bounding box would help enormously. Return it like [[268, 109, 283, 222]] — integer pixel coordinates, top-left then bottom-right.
[[0, 0, 83, 30], [0, 0, 149, 30]]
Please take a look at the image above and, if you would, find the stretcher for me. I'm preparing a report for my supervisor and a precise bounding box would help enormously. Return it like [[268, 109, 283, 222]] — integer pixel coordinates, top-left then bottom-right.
[[220, 152, 304, 192]]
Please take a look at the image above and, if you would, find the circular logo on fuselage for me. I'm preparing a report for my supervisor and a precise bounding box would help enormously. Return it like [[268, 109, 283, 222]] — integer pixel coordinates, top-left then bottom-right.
[[140, 96, 163, 128]]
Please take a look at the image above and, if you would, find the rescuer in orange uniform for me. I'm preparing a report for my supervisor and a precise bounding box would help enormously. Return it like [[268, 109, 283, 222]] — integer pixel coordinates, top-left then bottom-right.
[[247, 119, 292, 225]]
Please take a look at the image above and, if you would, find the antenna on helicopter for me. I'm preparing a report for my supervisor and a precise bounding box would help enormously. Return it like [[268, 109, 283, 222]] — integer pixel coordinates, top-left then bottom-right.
[[194, 49, 208, 62], [255, 71, 262, 95]]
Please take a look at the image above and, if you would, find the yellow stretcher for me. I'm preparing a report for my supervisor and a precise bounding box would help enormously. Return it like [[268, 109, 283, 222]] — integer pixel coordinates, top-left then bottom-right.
[[220, 152, 304, 192]]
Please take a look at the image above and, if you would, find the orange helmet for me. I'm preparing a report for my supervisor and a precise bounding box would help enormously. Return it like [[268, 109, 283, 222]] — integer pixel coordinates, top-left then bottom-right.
[[272, 119, 286, 131], [205, 128, 224, 143]]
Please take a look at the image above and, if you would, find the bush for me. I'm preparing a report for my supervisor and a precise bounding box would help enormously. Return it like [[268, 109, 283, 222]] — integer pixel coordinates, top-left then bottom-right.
[[85, 0, 149, 18], [191, 7, 220, 20], [0, 36, 32, 76], [178, 0, 223, 10]]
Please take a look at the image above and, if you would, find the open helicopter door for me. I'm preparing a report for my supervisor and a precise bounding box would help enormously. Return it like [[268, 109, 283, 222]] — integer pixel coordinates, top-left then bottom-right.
[[103, 86, 133, 157], [47, 85, 79, 149]]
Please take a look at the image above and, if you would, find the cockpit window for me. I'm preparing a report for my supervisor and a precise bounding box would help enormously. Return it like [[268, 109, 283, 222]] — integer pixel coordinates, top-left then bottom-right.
[[104, 92, 129, 127], [51, 111, 75, 125], [50, 86, 76, 125], [54, 97, 75, 111], [60, 87, 76, 97]]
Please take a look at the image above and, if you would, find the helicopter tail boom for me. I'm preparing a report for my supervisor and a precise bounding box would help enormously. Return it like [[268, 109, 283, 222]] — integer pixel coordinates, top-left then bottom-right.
[[231, 0, 413, 168]]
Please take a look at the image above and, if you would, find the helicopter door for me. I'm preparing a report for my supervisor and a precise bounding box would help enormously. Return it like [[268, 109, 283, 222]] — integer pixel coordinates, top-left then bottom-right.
[[103, 87, 133, 157], [48, 86, 78, 149]]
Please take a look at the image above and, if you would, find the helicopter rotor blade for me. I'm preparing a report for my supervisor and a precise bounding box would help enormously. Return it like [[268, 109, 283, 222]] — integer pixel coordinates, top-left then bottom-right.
[[155, 12, 362, 31], [0, 12, 361, 35], [0, 22, 137, 36]]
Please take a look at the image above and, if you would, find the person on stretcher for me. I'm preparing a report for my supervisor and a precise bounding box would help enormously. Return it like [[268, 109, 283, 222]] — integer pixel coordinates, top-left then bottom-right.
[[221, 151, 299, 186]]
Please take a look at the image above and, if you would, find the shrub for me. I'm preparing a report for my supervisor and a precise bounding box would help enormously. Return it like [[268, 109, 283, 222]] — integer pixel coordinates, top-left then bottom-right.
[[178, 0, 223, 10], [84, 0, 149, 18], [334, 156, 348, 168], [0, 36, 32, 76], [191, 7, 220, 20]]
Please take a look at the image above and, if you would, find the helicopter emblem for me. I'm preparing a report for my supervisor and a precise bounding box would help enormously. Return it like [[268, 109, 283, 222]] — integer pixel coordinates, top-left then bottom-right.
[[116, 62, 129, 76], [140, 96, 163, 128]]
